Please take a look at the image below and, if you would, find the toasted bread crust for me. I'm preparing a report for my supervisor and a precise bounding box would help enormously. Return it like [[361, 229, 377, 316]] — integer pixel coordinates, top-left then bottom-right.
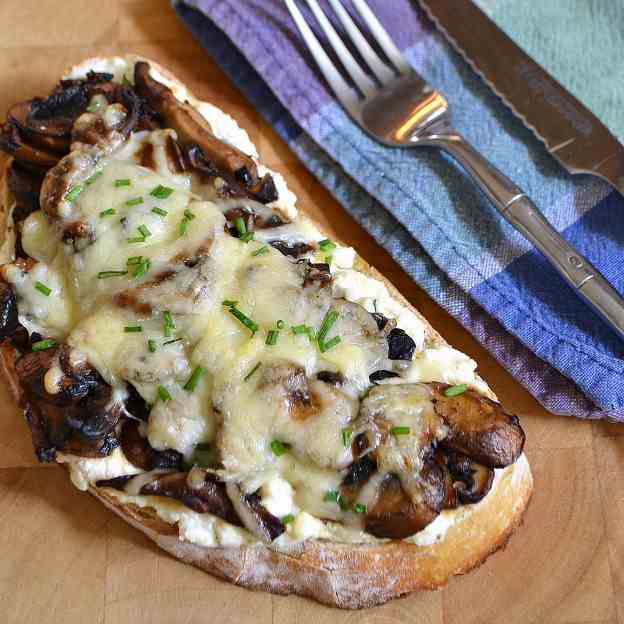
[[0, 56, 533, 609]]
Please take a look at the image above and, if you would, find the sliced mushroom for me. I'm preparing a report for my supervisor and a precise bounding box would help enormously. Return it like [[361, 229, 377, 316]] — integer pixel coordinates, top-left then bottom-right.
[[431, 383, 525, 468], [8, 162, 44, 224], [120, 419, 183, 472], [8, 101, 69, 153], [301, 261, 332, 288], [0, 283, 20, 340], [364, 470, 441, 539], [444, 449, 494, 505], [134, 62, 277, 203], [387, 327, 416, 360], [0, 122, 60, 169], [270, 240, 314, 258], [369, 370, 400, 383], [225, 482, 285, 542]]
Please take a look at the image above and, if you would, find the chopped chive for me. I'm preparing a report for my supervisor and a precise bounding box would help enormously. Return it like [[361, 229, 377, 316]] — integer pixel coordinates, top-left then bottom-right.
[[270, 439, 290, 457], [34, 281, 51, 296], [122, 75, 132, 87], [85, 171, 103, 185], [265, 329, 279, 346], [163, 337, 183, 346], [233, 216, 246, 236], [137, 224, 151, 238], [32, 339, 56, 352], [127, 236, 145, 243], [391, 426, 411, 436], [338, 495, 350, 512], [147, 339, 157, 353], [126, 197, 143, 206], [132, 258, 150, 279], [319, 335, 341, 352], [276, 320, 285, 330], [183, 209, 196, 221], [281, 514, 295, 525], [114, 179, 131, 187], [64, 185, 83, 203], [124, 325, 143, 333], [99, 208, 116, 217], [163, 311, 175, 328], [341, 427, 352, 449], [150, 184, 174, 199], [126, 256, 143, 266], [244, 361, 262, 382], [317, 309, 339, 345], [354, 503, 367, 514], [151, 207, 168, 217], [97, 270, 128, 279], [325, 255, 333, 265], [444, 383, 468, 397], [86, 102, 99, 113], [225, 305, 258, 335], [318, 239, 336, 252], [323, 490, 339, 503], [240, 232, 254, 243], [157, 385, 172, 402], [292, 324, 311, 335], [184, 366, 206, 392], [222, 299, 237, 308], [179, 218, 189, 236], [251, 245, 269, 257]]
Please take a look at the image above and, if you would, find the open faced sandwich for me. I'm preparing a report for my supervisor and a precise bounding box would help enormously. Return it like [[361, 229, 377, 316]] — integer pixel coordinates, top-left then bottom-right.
[[0, 56, 532, 608]]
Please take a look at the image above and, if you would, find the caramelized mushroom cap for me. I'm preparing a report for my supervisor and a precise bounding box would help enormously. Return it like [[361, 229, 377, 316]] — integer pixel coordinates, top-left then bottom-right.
[[444, 449, 494, 505], [431, 384, 525, 468], [119, 419, 182, 472]]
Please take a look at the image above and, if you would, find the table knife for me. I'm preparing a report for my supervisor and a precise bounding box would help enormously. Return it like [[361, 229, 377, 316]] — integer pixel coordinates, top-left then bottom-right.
[[417, 0, 624, 196]]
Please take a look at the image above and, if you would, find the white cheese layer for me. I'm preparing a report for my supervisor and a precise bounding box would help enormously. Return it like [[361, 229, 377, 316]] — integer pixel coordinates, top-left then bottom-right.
[[5, 57, 504, 550]]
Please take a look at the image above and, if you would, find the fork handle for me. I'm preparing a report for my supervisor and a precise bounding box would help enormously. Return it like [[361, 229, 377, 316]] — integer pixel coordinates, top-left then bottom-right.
[[440, 135, 624, 341]]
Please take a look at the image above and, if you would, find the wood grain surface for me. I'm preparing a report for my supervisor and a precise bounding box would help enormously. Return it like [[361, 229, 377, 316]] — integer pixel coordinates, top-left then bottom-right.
[[0, 1, 621, 622]]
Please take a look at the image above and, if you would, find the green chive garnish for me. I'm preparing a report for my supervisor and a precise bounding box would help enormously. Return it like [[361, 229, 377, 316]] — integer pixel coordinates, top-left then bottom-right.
[[132, 258, 150, 279], [34, 281, 51, 296], [233, 216, 246, 236], [32, 339, 56, 352], [126, 256, 143, 266], [281, 514, 295, 525], [292, 324, 311, 335], [265, 329, 279, 346], [64, 185, 83, 203], [124, 325, 143, 333], [148, 339, 157, 353], [151, 207, 168, 217], [270, 439, 290, 457], [179, 218, 189, 236], [240, 232, 254, 243], [354, 503, 367, 514], [163, 338, 183, 345], [85, 171, 102, 185], [224, 304, 258, 335], [114, 179, 131, 187], [251, 245, 269, 257], [86, 102, 99, 114], [444, 383, 468, 397], [127, 236, 145, 243], [317, 309, 338, 345], [391, 426, 411, 436], [319, 335, 341, 352], [325, 255, 333, 265], [341, 427, 352, 448], [244, 361, 262, 382], [318, 239, 336, 252], [137, 224, 151, 238], [100, 208, 116, 217], [338, 495, 350, 512], [150, 185, 174, 199], [323, 490, 339, 503], [184, 366, 205, 392], [222, 300, 237, 308], [122, 75, 132, 87], [276, 320, 285, 330], [97, 270, 128, 279], [183, 209, 196, 221], [163, 310, 175, 337], [157, 385, 172, 402]]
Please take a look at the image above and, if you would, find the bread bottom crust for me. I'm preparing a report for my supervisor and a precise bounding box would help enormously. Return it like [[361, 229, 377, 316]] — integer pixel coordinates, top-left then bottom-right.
[[91, 456, 532, 609]]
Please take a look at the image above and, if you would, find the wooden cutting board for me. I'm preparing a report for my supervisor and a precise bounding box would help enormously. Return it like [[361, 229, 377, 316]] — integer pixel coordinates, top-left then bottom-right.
[[0, 1, 621, 622]]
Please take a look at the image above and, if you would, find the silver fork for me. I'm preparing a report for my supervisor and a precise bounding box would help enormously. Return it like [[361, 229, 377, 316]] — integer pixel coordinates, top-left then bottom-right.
[[285, 0, 624, 341]]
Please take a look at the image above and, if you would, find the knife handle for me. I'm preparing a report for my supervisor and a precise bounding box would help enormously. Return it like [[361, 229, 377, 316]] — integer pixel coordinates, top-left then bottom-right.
[[441, 136, 624, 341]]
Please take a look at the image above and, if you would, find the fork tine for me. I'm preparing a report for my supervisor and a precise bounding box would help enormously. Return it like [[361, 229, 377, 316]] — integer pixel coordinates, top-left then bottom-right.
[[327, 0, 395, 85], [284, 0, 360, 107], [350, 0, 411, 74], [303, 0, 376, 97]]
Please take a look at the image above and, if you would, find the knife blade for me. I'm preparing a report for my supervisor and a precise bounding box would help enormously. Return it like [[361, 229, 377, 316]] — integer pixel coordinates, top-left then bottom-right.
[[417, 0, 624, 196]]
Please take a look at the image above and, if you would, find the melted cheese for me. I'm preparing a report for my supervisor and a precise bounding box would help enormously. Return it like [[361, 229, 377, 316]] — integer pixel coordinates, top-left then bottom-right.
[[6, 57, 508, 549]]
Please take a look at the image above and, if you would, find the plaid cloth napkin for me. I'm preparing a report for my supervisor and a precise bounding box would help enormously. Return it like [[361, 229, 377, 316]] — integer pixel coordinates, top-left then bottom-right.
[[173, 0, 624, 420]]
